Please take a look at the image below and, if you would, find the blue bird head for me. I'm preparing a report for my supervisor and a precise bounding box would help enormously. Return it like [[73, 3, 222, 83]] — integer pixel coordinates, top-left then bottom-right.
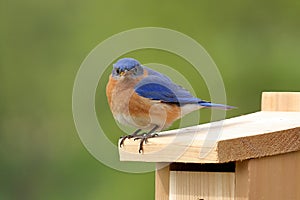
[[112, 58, 144, 78]]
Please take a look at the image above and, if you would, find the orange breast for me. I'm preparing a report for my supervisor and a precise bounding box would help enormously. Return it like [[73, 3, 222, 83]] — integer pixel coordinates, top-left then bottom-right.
[[128, 92, 181, 129], [106, 75, 116, 108]]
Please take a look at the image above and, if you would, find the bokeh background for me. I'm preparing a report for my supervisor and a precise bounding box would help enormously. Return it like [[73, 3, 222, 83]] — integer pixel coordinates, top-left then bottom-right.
[[1, 0, 300, 199]]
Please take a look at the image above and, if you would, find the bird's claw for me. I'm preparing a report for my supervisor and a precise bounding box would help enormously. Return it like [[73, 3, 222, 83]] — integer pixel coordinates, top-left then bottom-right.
[[119, 126, 158, 153], [133, 133, 158, 153], [119, 135, 133, 147], [119, 129, 142, 148]]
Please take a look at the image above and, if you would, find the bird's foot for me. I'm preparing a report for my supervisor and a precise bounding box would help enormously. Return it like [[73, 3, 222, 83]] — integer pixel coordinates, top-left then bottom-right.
[[133, 133, 159, 153], [119, 129, 141, 147], [119, 135, 133, 148]]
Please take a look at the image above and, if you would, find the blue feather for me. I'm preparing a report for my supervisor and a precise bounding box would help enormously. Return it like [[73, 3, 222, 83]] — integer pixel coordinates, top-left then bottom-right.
[[198, 101, 236, 110], [134, 69, 235, 110], [113, 58, 140, 71], [135, 75, 201, 105]]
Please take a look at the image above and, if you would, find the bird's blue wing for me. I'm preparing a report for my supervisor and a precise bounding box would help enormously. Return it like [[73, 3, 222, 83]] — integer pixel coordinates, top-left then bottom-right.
[[134, 72, 235, 110], [135, 67, 235, 110], [134, 75, 201, 105]]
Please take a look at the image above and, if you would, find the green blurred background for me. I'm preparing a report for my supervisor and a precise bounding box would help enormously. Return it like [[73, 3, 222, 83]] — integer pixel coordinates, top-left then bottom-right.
[[1, 0, 300, 199]]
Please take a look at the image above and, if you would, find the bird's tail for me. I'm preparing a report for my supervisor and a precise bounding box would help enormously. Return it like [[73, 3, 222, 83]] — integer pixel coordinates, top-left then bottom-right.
[[199, 101, 236, 110]]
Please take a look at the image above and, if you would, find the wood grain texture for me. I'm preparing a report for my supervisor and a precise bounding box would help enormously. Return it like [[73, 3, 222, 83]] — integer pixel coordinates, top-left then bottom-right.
[[248, 151, 300, 199], [235, 151, 300, 200], [262, 92, 300, 111], [119, 111, 300, 163], [235, 161, 250, 200], [217, 126, 300, 162], [169, 171, 235, 200], [155, 163, 170, 200]]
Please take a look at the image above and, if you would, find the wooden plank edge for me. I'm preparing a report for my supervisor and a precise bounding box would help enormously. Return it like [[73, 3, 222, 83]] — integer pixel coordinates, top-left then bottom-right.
[[119, 142, 219, 163], [217, 127, 300, 163]]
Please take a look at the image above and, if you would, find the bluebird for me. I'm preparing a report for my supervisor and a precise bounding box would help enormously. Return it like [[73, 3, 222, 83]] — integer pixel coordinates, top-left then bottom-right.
[[106, 58, 234, 153]]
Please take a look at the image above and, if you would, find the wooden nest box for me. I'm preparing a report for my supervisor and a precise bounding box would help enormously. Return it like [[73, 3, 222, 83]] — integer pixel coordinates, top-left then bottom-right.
[[118, 92, 300, 200]]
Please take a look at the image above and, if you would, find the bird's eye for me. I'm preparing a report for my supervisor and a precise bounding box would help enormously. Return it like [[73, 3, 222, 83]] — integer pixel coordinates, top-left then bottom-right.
[[132, 67, 138, 74], [116, 69, 120, 74]]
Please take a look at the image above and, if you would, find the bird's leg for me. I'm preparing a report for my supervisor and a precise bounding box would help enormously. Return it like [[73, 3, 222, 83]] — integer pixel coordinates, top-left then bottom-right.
[[134, 125, 159, 153], [119, 129, 141, 147]]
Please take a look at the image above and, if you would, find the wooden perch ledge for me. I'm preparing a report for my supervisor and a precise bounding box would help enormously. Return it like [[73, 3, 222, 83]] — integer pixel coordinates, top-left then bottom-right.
[[118, 92, 300, 163]]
